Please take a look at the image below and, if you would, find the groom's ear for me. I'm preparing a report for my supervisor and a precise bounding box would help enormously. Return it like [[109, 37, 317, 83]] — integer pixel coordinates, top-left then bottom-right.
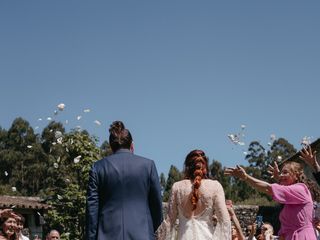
[[130, 142, 134, 153]]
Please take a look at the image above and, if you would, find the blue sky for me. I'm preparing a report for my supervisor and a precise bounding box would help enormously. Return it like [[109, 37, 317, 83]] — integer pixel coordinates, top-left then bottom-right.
[[1, 1, 320, 176]]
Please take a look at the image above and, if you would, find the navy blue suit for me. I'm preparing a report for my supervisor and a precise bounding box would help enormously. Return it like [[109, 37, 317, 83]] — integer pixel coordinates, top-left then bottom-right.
[[86, 149, 163, 240]]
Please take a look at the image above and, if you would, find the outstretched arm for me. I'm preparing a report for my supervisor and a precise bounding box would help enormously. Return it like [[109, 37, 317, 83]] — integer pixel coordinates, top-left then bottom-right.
[[228, 206, 245, 240], [224, 165, 272, 195]]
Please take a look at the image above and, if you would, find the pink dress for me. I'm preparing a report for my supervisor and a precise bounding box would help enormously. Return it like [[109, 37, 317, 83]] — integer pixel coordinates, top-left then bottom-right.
[[271, 183, 317, 240]]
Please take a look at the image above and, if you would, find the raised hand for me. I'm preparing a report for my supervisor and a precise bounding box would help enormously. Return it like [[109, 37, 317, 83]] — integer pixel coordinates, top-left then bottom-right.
[[267, 161, 280, 181], [224, 165, 247, 180], [299, 144, 320, 172]]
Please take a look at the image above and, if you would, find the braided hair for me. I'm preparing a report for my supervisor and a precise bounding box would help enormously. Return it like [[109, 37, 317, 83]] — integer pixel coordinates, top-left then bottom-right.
[[184, 149, 209, 210]]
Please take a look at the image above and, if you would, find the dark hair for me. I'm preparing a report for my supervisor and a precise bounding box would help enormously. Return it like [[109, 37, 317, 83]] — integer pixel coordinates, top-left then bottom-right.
[[184, 149, 209, 210], [15, 212, 25, 224], [109, 121, 133, 152]]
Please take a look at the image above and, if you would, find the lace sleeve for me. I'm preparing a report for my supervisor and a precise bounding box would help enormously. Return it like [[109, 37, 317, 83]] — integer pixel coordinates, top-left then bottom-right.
[[156, 183, 178, 240], [212, 182, 231, 240]]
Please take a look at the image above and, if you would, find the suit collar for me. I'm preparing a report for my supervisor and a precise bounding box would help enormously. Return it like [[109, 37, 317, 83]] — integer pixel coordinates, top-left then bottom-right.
[[114, 149, 132, 154]]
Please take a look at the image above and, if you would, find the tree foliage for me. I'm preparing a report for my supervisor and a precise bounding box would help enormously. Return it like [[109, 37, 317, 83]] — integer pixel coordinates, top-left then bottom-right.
[[162, 165, 182, 202], [0, 117, 303, 237]]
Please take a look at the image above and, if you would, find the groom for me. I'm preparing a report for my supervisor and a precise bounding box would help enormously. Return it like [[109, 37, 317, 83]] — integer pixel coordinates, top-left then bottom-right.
[[86, 121, 163, 240]]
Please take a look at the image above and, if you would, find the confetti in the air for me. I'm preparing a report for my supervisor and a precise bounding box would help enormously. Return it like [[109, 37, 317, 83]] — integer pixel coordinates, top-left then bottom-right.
[[54, 163, 59, 168], [74, 155, 81, 163], [270, 134, 276, 142], [83, 109, 91, 113], [77, 116, 82, 121], [301, 136, 312, 146], [57, 194, 63, 200], [227, 134, 245, 146], [11, 187, 17, 192], [55, 131, 63, 139], [4, 171, 8, 176], [27, 145, 32, 149], [38, 118, 42, 121], [227, 124, 246, 146], [57, 137, 63, 144], [94, 120, 101, 126], [47, 117, 52, 121], [277, 156, 282, 161], [57, 103, 65, 111]]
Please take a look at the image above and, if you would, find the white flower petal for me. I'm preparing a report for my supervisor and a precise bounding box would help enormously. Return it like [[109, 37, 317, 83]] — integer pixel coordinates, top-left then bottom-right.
[[57, 103, 65, 111], [74, 155, 81, 163], [94, 120, 101, 126]]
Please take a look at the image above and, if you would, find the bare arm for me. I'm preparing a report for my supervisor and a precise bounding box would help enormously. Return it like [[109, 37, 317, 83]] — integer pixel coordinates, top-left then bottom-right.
[[224, 165, 272, 195], [228, 206, 245, 240], [247, 223, 257, 240]]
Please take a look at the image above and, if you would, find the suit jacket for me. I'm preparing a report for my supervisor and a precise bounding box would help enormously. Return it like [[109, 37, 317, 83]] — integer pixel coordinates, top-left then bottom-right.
[[86, 149, 163, 240]]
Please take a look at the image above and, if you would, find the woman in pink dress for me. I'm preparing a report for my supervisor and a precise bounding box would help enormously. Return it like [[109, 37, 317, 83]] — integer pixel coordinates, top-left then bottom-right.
[[225, 161, 320, 240]]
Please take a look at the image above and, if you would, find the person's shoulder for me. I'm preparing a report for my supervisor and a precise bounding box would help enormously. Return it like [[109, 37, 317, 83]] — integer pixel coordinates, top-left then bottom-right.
[[203, 179, 222, 185], [202, 179, 224, 190], [171, 179, 192, 190], [22, 235, 30, 240], [132, 153, 154, 162], [131, 154, 157, 167], [92, 156, 109, 167]]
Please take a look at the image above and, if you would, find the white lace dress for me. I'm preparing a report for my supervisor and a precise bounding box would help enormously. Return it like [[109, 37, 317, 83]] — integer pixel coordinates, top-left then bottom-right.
[[156, 179, 231, 240]]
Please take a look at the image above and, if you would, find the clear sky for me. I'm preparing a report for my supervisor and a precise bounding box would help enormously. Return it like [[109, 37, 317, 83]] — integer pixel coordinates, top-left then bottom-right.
[[1, 1, 320, 176]]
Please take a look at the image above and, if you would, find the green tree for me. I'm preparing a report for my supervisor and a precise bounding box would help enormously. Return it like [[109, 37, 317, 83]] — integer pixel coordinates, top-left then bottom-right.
[[268, 138, 296, 164], [163, 165, 182, 202], [2, 117, 46, 195], [45, 130, 101, 240], [100, 140, 112, 158], [159, 172, 166, 197]]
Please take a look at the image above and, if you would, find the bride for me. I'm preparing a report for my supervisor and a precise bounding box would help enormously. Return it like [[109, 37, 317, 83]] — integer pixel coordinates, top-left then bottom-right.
[[156, 149, 231, 240]]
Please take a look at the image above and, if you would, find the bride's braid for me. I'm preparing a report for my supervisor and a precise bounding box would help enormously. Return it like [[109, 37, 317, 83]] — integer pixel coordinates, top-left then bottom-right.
[[184, 150, 209, 210]]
